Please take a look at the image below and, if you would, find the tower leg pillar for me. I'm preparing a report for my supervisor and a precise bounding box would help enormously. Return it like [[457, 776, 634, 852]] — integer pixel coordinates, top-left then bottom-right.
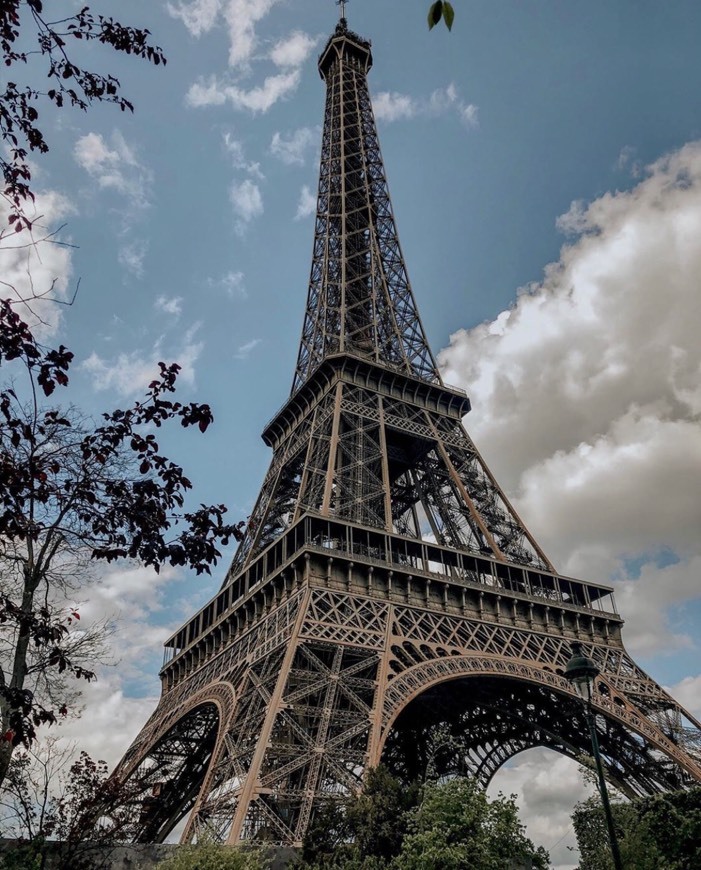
[[227, 588, 312, 844]]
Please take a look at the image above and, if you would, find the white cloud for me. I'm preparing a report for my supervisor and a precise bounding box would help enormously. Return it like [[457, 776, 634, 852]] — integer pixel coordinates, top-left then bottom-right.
[[222, 132, 264, 178], [669, 675, 701, 720], [614, 555, 701, 655], [372, 91, 420, 121], [617, 144, 635, 170], [234, 337, 261, 359], [295, 184, 317, 220], [175, 7, 313, 117], [187, 69, 300, 112], [82, 324, 203, 395], [74, 131, 153, 277], [555, 198, 589, 235], [270, 126, 317, 166], [155, 295, 183, 317], [438, 141, 701, 655], [429, 82, 479, 127], [373, 91, 417, 122], [169, 0, 283, 69], [373, 82, 478, 128], [47, 562, 188, 767], [73, 131, 118, 174], [56, 677, 159, 769], [270, 30, 318, 68], [183, 78, 227, 107], [118, 239, 148, 279], [206, 270, 248, 298], [167, 0, 222, 38], [230, 179, 263, 232], [220, 270, 247, 298], [489, 749, 594, 869], [459, 103, 479, 127], [0, 190, 75, 338], [222, 0, 282, 69], [74, 131, 152, 212]]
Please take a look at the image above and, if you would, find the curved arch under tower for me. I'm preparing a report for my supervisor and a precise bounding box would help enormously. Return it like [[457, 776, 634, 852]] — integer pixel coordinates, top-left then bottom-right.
[[379, 667, 696, 799]]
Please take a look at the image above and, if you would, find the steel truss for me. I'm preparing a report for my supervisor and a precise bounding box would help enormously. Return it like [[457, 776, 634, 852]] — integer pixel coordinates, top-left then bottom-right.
[[112, 18, 701, 849]]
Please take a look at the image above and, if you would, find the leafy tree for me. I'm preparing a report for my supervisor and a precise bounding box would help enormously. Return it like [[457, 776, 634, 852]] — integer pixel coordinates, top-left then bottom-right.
[[1, 1, 165, 230], [0, 299, 244, 787], [301, 766, 420, 867], [395, 777, 549, 870], [0, 740, 146, 870], [573, 796, 651, 870], [639, 787, 701, 870], [573, 787, 701, 870], [300, 796, 350, 866], [347, 766, 421, 862], [154, 836, 265, 870], [300, 768, 548, 870]]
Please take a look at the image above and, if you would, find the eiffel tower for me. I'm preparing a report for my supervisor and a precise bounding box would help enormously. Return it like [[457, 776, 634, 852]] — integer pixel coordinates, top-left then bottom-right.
[[115, 15, 701, 847]]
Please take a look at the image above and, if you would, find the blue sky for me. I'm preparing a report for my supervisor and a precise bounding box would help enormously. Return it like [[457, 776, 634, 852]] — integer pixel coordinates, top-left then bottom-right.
[[2, 1, 701, 866]]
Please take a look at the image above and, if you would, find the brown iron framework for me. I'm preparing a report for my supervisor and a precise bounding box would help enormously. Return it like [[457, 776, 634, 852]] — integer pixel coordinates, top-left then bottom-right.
[[114, 18, 701, 847]]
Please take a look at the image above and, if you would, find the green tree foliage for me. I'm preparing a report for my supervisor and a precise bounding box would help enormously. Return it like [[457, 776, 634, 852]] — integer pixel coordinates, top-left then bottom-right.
[[573, 787, 701, 870], [154, 837, 265, 870], [396, 777, 549, 870], [300, 768, 548, 870], [301, 765, 420, 867]]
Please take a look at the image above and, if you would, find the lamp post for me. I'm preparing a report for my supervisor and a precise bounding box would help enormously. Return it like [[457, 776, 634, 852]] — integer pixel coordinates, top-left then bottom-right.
[[564, 641, 623, 870]]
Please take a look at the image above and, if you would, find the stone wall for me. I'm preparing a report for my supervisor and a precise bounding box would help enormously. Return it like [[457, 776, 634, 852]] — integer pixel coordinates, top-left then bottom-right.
[[0, 841, 298, 870]]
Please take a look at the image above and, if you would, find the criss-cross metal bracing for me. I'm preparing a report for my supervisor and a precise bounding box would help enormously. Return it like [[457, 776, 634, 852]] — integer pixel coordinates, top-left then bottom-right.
[[293, 24, 439, 391], [229, 355, 553, 574], [229, 21, 551, 577], [113, 19, 701, 849]]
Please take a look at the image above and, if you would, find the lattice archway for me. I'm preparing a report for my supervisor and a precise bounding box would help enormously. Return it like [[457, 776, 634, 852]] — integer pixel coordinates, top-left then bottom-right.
[[377, 655, 700, 798], [116, 683, 236, 844]]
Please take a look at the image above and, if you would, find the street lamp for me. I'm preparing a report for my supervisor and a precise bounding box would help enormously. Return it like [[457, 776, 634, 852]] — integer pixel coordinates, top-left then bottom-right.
[[564, 641, 623, 870]]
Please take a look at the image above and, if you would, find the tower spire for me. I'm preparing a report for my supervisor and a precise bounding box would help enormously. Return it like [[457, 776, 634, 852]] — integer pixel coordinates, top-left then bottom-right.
[[337, 0, 347, 23], [293, 18, 440, 394]]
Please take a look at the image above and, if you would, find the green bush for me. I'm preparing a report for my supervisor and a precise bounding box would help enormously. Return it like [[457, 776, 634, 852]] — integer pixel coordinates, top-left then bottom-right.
[[394, 778, 549, 870], [573, 786, 701, 870], [154, 838, 266, 870], [299, 768, 548, 870]]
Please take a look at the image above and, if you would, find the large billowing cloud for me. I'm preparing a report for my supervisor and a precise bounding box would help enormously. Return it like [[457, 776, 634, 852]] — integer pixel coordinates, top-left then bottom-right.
[[440, 143, 701, 866], [38, 563, 190, 768], [438, 141, 701, 655], [488, 750, 593, 870]]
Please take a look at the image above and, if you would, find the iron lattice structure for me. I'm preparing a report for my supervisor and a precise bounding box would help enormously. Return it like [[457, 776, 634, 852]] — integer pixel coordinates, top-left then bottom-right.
[[114, 19, 701, 847]]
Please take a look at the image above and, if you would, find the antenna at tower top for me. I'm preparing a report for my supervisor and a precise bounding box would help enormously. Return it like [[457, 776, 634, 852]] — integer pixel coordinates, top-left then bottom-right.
[[336, 0, 347, 23]]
